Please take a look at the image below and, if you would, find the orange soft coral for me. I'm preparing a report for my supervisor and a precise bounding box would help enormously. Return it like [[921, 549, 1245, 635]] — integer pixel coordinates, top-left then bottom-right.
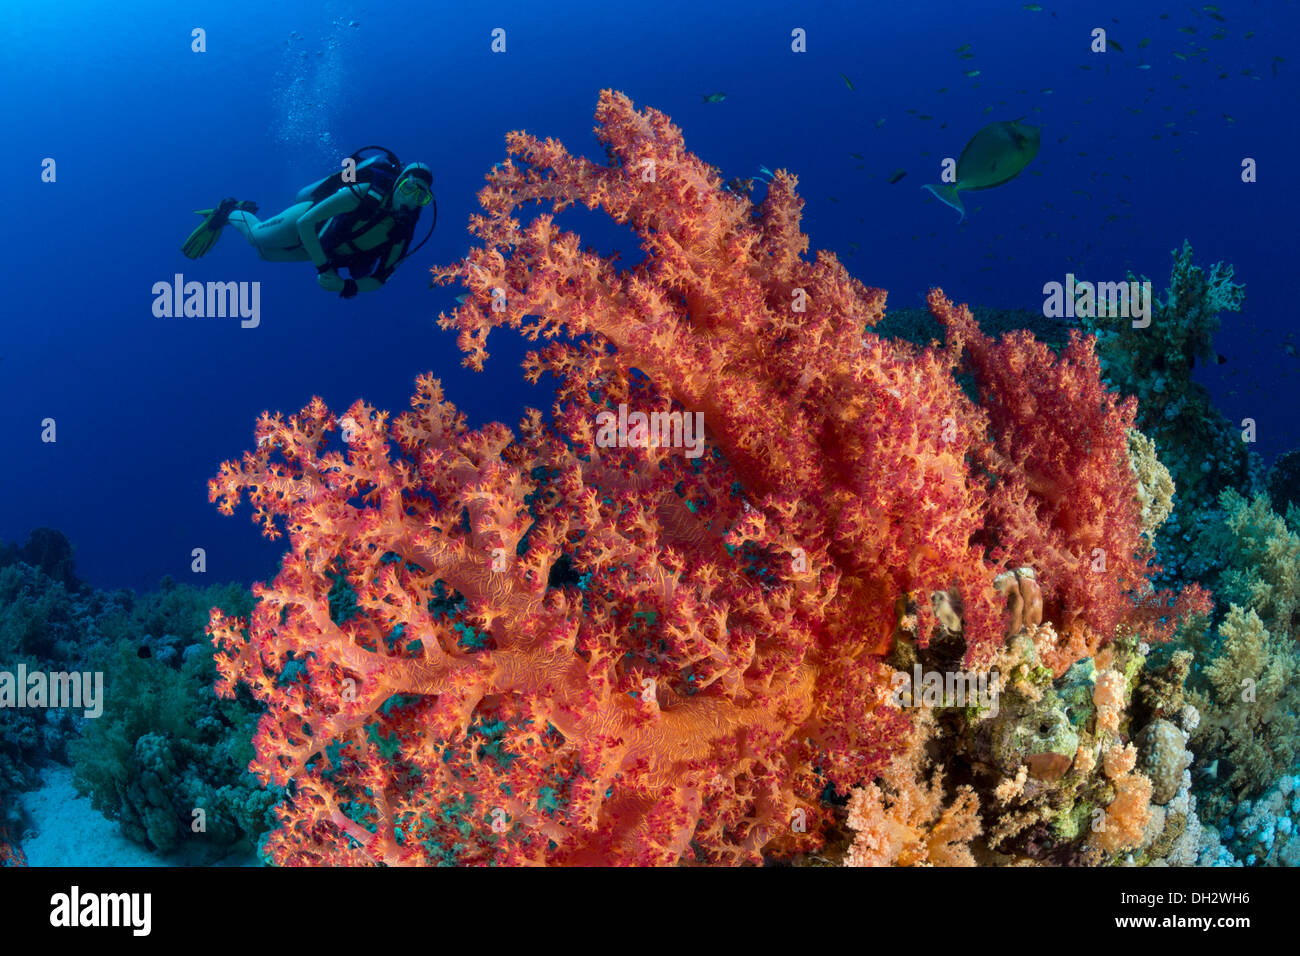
[[844, 723, 982, 867], [210, 380, 909, 865], [1091, 771, 1153, 855], [929, 293, 1205, 648], [211, 91, 1205, 865]]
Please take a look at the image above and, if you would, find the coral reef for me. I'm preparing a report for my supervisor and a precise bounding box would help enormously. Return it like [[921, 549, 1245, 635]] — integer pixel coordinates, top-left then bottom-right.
[[1265, 448, 1300, 518], [841, 618, 1228, 867], [1188, 605, 1300, 807], [0, 830, 23, 867], [1127, 429, 1176, 541], [70, 582, 275, 860], [0, 534, 270, 864], [971, 632, 1152, 862], [1221, 774, 1300, 866], [0, 557, 105, 859], [0, 528, 83, 594], [844, 717, 981, 867], [873, 304, 1073, 354], [1178, 489, 1300, 834], [1136, 719, 1191, 805], [1080, 241, 1258, 583], [1206, 490, 1300, 633], [209, 91, 1206, 866]]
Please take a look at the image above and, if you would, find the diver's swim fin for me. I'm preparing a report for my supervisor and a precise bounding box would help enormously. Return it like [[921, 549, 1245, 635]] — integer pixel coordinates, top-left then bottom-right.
[[181, 198, 258, 259]]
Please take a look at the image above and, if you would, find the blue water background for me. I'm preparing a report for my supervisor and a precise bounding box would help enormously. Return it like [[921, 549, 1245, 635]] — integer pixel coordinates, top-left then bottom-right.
[[3, 0, 1296, 591]]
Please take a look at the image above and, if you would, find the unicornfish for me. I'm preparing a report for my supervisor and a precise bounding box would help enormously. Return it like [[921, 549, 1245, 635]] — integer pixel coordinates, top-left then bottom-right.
[[923, 119, 1040, 221]]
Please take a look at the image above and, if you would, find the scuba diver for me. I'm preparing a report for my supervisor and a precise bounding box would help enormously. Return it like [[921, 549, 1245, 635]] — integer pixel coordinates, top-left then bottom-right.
[[181, 146, 436, 298]]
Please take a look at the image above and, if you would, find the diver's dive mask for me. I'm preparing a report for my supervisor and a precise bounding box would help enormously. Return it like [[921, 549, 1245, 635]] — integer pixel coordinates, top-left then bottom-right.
[[396, 175, 432, 207]]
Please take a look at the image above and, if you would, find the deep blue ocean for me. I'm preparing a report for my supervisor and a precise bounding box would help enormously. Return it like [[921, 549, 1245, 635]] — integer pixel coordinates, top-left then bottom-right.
[[4, 0, 1296, 593]]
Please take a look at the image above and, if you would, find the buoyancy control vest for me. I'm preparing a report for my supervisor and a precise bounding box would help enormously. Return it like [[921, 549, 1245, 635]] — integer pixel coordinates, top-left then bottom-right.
[[301, 146, 435, 281]]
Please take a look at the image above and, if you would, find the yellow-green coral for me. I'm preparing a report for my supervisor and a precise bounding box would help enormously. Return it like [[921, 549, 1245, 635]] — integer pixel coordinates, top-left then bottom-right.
[[1181, 490, 1300, 827], [1127, 427, 1175, 540], [69, 582, 276, 859], [1212, 489, 1300, 634], [1188, 605, 1300, 800]]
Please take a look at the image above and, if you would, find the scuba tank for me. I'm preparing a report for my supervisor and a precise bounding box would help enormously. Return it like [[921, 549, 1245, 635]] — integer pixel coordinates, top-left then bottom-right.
[[297, 146, 400, 204]]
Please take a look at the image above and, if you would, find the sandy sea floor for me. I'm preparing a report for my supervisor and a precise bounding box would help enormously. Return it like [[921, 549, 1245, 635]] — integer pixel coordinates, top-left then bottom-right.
[[19, 764, 257, 867]]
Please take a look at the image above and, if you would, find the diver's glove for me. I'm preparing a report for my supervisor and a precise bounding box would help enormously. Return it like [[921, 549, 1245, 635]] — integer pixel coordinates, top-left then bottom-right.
[[340, 279, 359, 299]]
